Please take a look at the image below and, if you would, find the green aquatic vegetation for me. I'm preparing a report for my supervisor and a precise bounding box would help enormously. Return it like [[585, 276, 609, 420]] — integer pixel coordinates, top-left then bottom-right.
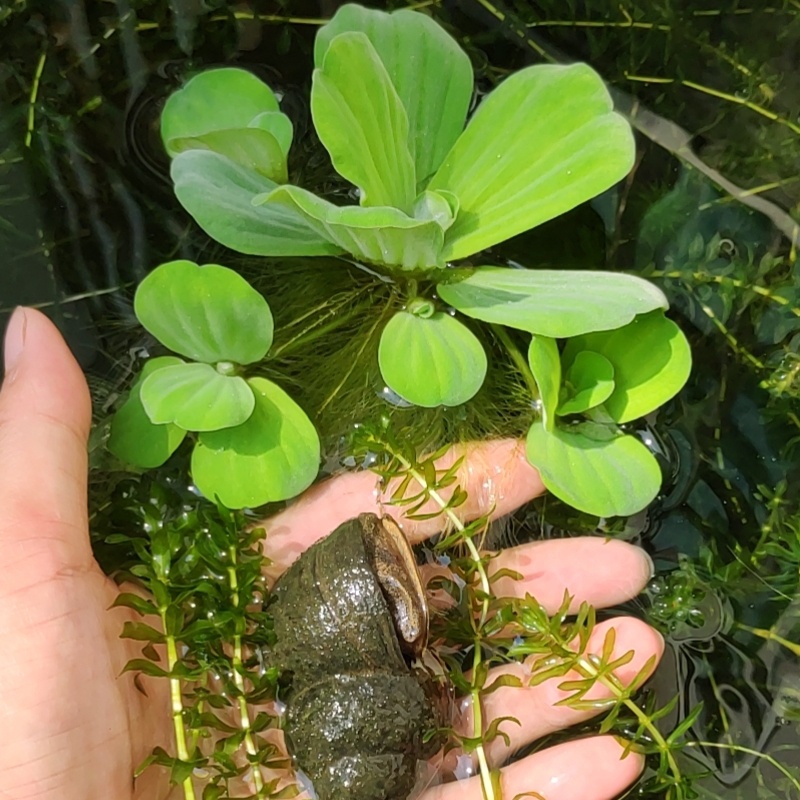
[[1, 2, 797, 800], [157, 2, 691, 517], [108, 260, 320, 508], [351, 425, 722, 800], [95, 479, 287, 800], [525, 311, 692, 517]]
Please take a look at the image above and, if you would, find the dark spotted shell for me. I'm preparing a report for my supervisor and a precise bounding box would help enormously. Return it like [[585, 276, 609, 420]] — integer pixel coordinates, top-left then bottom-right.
[[268, 515, 442, 800]]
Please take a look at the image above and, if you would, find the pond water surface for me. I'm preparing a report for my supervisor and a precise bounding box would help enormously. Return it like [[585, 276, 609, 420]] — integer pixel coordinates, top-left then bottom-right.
[[1, 2, 798, 798]]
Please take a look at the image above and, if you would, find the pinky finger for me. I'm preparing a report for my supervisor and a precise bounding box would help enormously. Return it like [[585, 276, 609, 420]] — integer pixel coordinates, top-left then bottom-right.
[[423, 736, 644, 800]]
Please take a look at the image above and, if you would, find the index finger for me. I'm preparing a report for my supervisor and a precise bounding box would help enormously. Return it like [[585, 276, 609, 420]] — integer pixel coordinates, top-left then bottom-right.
[[259, 439, 545, 576]]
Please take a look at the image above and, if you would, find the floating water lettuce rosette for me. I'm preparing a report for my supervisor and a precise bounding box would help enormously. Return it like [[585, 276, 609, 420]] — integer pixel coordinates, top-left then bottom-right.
[[152, 3, 693, 518]]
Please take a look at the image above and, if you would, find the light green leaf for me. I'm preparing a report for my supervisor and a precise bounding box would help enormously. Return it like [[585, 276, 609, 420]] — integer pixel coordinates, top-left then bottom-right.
[[526, 421, 661, 517], [428, 63, 636, 260], [134, 260, 273, 364], [167, 128, 288, 183], [191, 378, 320, 508], [140, 362, 255, 432], [314, 4, 473, 185], [312, 32, 416, 212], [414, 190, 458, 231], [171, 150, 342, 257], [437, 267, 667, 337], [378, 310, 487, 407], [161, 68, 280, 158], [108, 357, 187, 468], [248, 111, 294, 157], [258, 185, 448, 270], [527, 335, 560, 431], [558, 351, 615, 416], [562, 311, 692, 423]]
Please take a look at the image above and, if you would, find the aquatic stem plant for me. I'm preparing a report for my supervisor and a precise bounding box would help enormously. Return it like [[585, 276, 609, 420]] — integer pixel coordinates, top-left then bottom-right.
[[357, 427, 713, 800], [102, 479, 286, 799], [367, 436, 497, 800]]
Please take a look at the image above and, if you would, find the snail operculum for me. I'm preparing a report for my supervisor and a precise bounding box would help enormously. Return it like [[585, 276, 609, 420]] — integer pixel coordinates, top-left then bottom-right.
[[358, 512, 428, 657], [267, 513, 444, 800]]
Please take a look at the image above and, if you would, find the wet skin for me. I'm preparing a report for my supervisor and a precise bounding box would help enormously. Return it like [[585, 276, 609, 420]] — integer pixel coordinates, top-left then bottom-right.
[[0, 308, 663, 800]]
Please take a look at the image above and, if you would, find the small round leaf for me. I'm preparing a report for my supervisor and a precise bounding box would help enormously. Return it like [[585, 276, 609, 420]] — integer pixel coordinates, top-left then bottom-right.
[[526, 421, 661, 517], [161, 68, 280, 157], [134, 260, 273, 364], [557, 350, 615, 416], [561, 311, 691, 423], [108, 357, 187, 468], [191, 378, 321, 508], [140, 362, 255, 432], [248, 111, 294, 157], [378, 311, 487, 407], [168, 127, 288, 183]]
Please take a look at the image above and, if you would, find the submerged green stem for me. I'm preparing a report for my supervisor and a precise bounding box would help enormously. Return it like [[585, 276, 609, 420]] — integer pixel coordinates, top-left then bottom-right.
[[228, 560, 268, 797], [161, 606, 197, 800], [737, 622, 800, 657], [388, 451, 496, 800], [685, 741, 800, 792]]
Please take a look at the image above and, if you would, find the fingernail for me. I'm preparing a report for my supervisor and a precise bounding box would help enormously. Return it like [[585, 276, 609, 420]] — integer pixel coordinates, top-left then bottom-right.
[[4, 307, 27, 376], [642, 549, 656, 580]]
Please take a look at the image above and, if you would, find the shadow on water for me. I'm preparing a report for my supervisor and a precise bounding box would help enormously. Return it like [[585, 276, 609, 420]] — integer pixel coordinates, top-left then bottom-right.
[[1, 1, 798, 797]]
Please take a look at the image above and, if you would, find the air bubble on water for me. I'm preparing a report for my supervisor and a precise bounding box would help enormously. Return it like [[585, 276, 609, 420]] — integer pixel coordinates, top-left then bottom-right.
[[454, 754, 474, 780], [379, 385, 414, 408], [295, 770, 318, 799]]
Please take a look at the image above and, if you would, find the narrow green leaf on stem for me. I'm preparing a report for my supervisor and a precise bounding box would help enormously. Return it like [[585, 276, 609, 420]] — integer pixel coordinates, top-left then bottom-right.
[[526, 335, 560, 430]]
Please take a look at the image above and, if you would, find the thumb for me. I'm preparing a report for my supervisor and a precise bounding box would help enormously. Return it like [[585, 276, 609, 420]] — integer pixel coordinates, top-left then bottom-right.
[[0, 307, 92, 571]]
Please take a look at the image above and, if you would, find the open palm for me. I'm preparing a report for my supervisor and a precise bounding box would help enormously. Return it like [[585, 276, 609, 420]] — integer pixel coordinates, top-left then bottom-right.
[[0, 309, 663, 800]]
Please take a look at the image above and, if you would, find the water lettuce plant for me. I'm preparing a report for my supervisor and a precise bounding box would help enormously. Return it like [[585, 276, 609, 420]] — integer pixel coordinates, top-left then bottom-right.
[[108, 260, 320, 508], [152, 3, 692, 518]]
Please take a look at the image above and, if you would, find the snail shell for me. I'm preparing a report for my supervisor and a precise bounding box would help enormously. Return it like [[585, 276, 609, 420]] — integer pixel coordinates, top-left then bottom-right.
[[269, 514, 442, 800]]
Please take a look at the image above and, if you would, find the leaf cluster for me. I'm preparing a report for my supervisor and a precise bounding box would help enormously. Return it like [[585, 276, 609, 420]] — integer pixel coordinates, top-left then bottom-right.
[[107, 260, 320, 509], [106, 477, 289, 799], [362, 429, 708, 800], [162, 4, 688, 432], [524, 310, 691, 517], [145, 3, 695, 519]]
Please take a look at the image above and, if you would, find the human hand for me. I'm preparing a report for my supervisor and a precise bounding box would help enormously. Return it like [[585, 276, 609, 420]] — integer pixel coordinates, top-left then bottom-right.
[[0, 308, 172, 800], [265, 442, 663, 800], [0, 308, 663, 800]]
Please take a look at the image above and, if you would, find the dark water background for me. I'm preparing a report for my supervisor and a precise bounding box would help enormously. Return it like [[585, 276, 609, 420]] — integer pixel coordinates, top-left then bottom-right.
[[1, 1, 799, 798]]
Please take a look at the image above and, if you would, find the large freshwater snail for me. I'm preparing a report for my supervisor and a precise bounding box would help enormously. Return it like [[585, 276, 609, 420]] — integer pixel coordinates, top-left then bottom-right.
[[268, 513, 444, 800]]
